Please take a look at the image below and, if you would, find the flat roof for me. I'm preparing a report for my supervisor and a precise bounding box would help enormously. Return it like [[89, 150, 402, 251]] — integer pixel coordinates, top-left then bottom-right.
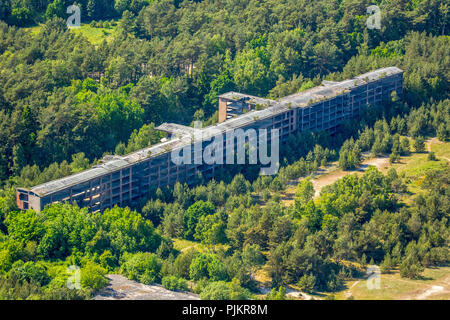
[[218, 92, 275, 106], [25, 67, 403, 197], [156, 123, 201, 137]]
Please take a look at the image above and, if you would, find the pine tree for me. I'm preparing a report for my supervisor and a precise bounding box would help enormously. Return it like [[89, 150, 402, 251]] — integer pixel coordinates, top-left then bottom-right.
[[380, 253, 393, 274], [414, 136, 425, 153]]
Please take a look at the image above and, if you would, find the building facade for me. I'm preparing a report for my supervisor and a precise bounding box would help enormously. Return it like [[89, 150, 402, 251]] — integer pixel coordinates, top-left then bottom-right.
[[16, 67, 403, 213]]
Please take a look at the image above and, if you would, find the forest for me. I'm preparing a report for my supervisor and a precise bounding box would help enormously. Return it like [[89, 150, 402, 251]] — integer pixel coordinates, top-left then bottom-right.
[[0, 0, 448, 300]]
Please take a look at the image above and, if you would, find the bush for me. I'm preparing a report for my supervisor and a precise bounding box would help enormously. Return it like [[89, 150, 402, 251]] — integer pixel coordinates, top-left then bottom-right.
[[80, 262, 108, 291], [161, 276, 188, 292], [120, 252, 162, 284], [199, 279, 251, 300], [174, 249, 198, 279], [399, 257, 424, 279], [189, 253, 228, 281], [10, 260, 50, 286], [380, 254, 393, 274], [266, 286, 286, 300], [297, 274, 316, 293], [414, 136, 425, 153], [200, 281, 231, 300], [427, 152, 437, 161], [99, 250, 117, 271]]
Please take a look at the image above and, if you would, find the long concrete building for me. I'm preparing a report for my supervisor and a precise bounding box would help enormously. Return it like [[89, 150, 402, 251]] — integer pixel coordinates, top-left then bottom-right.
[[16, 67, 403, 213]]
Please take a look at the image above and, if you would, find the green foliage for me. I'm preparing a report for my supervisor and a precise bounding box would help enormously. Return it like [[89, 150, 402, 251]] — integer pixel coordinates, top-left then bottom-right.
[[228, 174, 250, 196], [174, 249, 197, 280], [294, 178, 315, 208], [339, 138, 362, 170], [266, 286, 286, 300], [4, 210, 44, 244], [297, 274, 316, 293], [194, 213, 226, 248], [184, 201, 215, 240], [414, 136, 426, 153], [120, 252, 162, 284], [80, 261, 108, 291], [0, 0, 449, 301], [161, 275, 188, 292], [242, 244, 265, 273], [427, 151, 437, 161], [10, 260, 50, 286], [100, 206, 162, 256], [99, 250, 117, 271], [199, 279, 251, 300], [189, 253, 228, 282], [199, 281, 231, 300], [37, 204, 100, 259], [2, 202, 161, 267], [380, 253, 393, 274]]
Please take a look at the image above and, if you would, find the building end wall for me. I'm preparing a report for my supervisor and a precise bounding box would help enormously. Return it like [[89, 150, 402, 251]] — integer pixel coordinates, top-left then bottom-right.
[[218, 98, 227, 123]]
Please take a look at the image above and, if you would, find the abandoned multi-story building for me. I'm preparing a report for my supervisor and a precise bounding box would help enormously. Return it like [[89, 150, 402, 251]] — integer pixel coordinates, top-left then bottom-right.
[[16, 67, 404, 213]]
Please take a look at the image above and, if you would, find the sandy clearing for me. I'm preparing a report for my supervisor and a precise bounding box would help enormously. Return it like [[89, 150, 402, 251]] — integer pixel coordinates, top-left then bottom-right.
[[310, 156, 389, 197], [415, 285, 444, 300], [427, 137, 450, 162], [279, 154, 391, 206]]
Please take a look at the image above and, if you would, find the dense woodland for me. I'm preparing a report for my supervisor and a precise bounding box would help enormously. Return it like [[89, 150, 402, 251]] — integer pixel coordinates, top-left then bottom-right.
[[0, 0, 449, 299]]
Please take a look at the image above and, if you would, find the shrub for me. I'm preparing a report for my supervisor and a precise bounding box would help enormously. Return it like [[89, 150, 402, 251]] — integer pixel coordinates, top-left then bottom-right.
[[80, 262, 108, 291], [161, 276, 188, 292], [200, 281, 231, 300], [10, 260, 50, 286], [120, 252, 162, 284], [297, 274, 316, 293], [427, 152, 437, 161]]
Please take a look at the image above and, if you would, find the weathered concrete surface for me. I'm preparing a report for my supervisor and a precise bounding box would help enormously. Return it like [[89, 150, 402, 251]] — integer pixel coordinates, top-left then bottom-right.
[[93, 274, 200, 300]]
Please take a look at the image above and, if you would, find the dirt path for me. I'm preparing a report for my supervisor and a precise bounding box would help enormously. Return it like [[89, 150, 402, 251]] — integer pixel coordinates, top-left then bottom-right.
[[279, 154, 391, 206], [412, 274, 450, 300], [310, 156, 389, 197], [308, 137, 450, 199], [280, 137, 450, 206], [344, 280, 360, 299], [282, 287, 317, 300], [415, 285, 444, 299]]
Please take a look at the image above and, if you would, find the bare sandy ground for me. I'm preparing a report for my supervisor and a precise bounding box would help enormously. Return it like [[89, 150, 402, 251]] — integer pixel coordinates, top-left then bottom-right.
[[311, 156, 390, 197], [407, 275, 450, 300], [93, 274, 200, 300], [280, 154, 390, 206]]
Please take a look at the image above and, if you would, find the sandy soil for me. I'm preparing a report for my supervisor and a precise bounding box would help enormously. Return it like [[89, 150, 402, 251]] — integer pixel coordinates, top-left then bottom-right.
[[311, 156, 390, 196], [409, 275, 450, 300], [93, 274, 200, 300]]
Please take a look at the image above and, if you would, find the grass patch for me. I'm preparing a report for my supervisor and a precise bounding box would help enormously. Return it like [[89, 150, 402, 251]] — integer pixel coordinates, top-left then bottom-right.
[[172, 238, 201, 252], [391, 154, 448, 179], [335, 266, 450, 300], [23, 25, 42, 35], [70, 23, 118, 45], [431, 139, 450, 160], [24, 22, 118, 45]]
